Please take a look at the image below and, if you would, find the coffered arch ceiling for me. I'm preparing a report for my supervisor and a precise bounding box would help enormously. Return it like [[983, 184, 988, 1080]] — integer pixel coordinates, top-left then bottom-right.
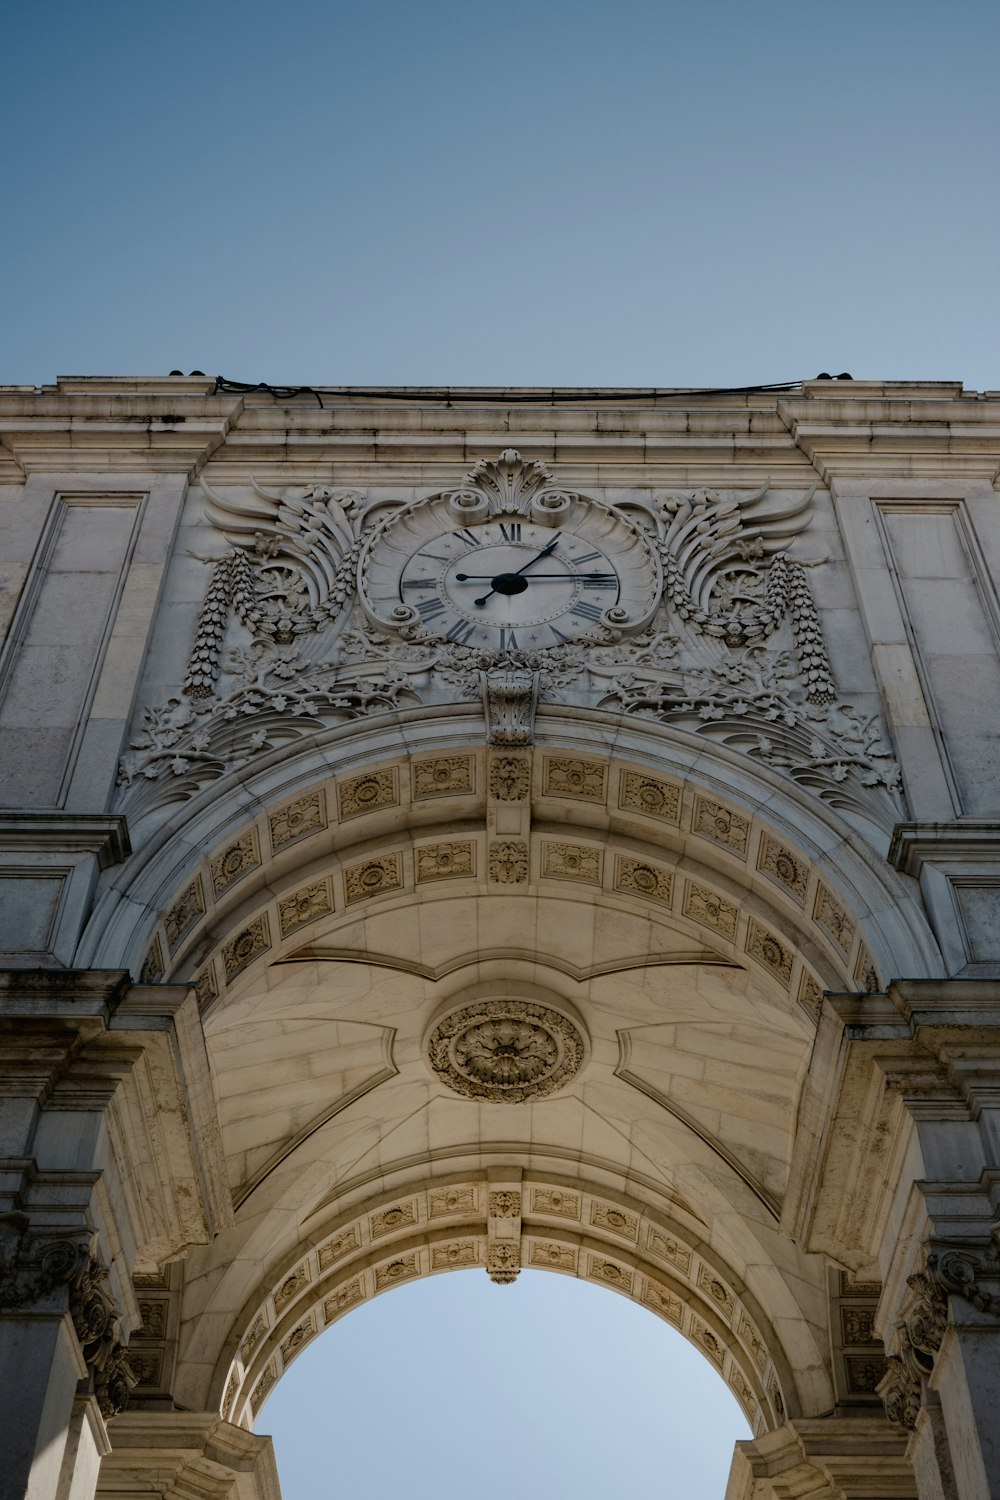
[[92, 722, 942, 1430]]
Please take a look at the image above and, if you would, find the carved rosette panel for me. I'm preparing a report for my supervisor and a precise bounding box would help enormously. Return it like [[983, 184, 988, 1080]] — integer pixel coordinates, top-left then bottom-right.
[[427, 999, 586, 1103]]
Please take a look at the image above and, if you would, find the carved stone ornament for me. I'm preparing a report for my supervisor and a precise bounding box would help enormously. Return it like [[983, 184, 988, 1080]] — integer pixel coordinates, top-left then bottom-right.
[[487, 1242, 521, 1285], [488, 755, 530, 801], [427, 999, 585, 1103], [117, 460, 902, 834], [0, 1217, 135, 1418], [481, 668, 538, 746], [878, 1263, 951, 1430]]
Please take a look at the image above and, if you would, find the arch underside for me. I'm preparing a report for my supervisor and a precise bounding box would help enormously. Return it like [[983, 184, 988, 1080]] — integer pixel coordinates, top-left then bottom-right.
[[97, 725, 938, 1435]]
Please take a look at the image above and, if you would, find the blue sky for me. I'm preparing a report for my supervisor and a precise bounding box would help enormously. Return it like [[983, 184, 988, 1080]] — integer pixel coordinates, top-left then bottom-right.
[[259, 1270, 751, 1498], [3, 1, 998, 390], [5, 4, 996, 1492]]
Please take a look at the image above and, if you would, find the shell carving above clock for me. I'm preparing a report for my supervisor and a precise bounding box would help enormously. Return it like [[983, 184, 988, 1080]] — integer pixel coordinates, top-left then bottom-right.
[[118, 450, 903, 834]]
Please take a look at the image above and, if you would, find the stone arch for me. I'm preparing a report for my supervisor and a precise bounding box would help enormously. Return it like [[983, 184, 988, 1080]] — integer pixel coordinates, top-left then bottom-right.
[[83, 716, 943, 1453], [214, 1172, 789, 1438]]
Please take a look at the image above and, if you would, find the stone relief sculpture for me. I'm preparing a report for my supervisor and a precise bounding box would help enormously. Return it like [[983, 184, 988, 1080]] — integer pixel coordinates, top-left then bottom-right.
[[119, 452, 900, 829]]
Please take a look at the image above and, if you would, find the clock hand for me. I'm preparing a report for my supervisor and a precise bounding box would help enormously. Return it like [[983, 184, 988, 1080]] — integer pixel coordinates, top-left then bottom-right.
[[453, 572, 615, 582], [472, 535, 561, 607]]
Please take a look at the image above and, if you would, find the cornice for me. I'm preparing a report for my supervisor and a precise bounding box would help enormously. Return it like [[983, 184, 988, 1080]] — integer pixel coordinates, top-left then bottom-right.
[[0, 379, 998, 487], [0, 813, 131, 869]]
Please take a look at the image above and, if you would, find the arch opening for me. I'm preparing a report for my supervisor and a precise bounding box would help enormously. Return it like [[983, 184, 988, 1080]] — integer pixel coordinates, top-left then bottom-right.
[[254, 1269, 753, 1500]]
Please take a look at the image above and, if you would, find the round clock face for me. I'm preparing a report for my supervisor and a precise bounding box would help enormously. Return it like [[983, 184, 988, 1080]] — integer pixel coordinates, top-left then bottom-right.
[[397, 521, 619, 650]]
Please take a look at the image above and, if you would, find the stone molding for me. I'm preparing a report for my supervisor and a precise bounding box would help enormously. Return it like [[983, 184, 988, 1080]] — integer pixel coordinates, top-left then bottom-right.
[[95, 1412, 281, 1500], [215, 1171, 787, 1432], [724, 1417, 917, 1499]]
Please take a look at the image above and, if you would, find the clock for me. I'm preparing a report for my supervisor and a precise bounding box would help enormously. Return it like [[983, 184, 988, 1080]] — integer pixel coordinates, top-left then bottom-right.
[[359, 481, 660, 648]]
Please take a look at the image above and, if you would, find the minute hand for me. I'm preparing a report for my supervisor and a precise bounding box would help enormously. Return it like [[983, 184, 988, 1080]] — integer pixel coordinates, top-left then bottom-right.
[[473, 535, 561, 607], [455, 571, 614, 582]]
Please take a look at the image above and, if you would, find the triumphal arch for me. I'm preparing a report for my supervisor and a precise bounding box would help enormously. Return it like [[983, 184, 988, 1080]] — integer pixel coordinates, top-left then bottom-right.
[[2, 377, 999, 1498]]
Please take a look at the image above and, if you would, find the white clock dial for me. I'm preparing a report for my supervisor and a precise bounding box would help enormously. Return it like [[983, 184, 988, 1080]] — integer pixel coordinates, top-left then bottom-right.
[[397, 521, 620, 649]]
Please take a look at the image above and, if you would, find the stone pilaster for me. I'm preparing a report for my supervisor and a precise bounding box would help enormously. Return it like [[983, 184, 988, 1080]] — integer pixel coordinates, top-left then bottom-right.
[[0, 970, 231, 1500]]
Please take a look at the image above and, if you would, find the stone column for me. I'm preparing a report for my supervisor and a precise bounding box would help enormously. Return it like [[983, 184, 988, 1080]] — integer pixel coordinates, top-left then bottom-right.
[[0, 971, 231, 1500], [786, 981, 1000, 1500]]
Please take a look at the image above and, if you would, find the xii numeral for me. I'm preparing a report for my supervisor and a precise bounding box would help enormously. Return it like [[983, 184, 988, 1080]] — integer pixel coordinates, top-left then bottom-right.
[[498, 522, 522, 543]]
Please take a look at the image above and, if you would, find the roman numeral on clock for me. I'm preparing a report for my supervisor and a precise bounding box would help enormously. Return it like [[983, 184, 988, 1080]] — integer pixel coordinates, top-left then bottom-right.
[[498, 627, 519, 651], [416, 597, 447, 621], [455, 530, 481, 547], [570, 599, 604, 623], [498, 522, 522, 543], [572, 549, 603, 564], [446, 619, 477, 644]]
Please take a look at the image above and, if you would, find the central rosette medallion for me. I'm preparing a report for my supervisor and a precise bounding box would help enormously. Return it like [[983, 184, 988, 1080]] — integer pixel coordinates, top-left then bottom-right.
[[427, 997, 586, 1103]]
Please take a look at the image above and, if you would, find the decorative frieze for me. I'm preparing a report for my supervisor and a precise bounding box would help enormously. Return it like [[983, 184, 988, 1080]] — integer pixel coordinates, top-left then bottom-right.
[[139, 935, 164, 984], [591, 1202, 638, 1240], [344, 853, 403, 904], [375, 1255, 419, 1290], [194, 964, 219, 1009], [415, 841, 476, 882], [745, 918, 794, 987], [432, 1241, 478, 1270], [318, 1226, 360, 1270], [280, 1318, 316, 1364], [647, 1228, 692, 1275], [854, 946, 880, 993], [488, 1191, 521, 1218], [618, 770, 681, 823], [488, 754, 530, 801], [428, 1186, 478, 1219], [692, 1315, 726, 1367], [488, 840, 528, 884], [164, 876, 205, 950], [588, 1257, 633, 1293], [738, 1312, 767, 1373], [531, 1187, 580, 1219], [269, 790, 326, 852], [613, 855, 673, 906], [370, 1203, 416, 1239], [531, 1242, 577, 1271], [542, 756, 607, 801], [698, 1265, 736, 1320], [222, 915, 270, 981], [323, 1277, 364, 1321], [541, 842, 603, 883], [338, 767, 398, 820], [273, 1264, 310, 1313], [241, 1313, 268, 1363], [797, 970, 823, 1020], [693, 797, 750, 857], [814, 883, 855, 954], [278, 879, 332, 937], [642, 1278, 683, 1324], [683, 882, 738, 938], [211, 830, 260, 895], [412, 755, 475, 799], [757, 835, 808, 904]]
